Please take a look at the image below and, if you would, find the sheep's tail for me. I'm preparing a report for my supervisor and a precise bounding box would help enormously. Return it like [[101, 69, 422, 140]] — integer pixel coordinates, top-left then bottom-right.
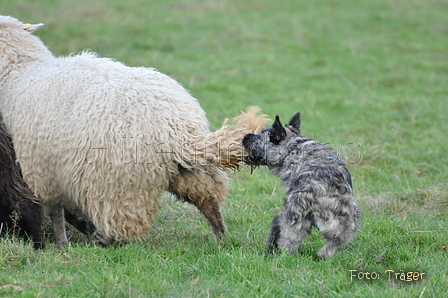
[[192, 106, 269, 170]]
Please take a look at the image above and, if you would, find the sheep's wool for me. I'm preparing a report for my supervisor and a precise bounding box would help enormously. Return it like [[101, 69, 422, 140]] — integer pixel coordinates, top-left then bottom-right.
[[0, 16, 268, 243]]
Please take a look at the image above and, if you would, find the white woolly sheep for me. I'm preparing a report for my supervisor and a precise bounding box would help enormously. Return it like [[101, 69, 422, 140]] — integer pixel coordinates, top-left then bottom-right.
[[0, 16, 268, 246]]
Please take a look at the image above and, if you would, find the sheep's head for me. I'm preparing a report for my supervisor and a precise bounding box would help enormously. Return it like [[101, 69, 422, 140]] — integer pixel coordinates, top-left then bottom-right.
[[0, 15, 43, 33], [0, 15, 51, 74]]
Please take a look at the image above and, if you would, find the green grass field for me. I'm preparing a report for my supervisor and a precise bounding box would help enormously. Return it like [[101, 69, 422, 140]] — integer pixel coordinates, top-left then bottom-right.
[[1, 0, 447, 297]]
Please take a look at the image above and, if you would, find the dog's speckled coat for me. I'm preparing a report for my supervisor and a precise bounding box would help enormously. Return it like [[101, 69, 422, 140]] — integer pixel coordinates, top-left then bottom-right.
[[243, 112, 360, 259]]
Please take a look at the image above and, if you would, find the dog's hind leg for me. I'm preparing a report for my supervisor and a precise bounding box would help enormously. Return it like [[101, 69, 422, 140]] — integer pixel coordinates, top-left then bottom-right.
[[314, 209, 359, 259], [267, 212, 282, 253], [169, 166, 229, 241], [269, 211, 312, 254], [316, 238, 342, 259]]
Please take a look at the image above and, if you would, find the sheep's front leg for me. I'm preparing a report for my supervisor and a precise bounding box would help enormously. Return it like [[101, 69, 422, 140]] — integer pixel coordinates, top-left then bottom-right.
[[49, 207, 67, 245], [64, 209, 96, 235]]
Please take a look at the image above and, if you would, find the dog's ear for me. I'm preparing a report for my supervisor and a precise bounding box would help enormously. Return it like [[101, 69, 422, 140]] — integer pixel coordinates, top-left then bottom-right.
[[288, 112, 301, 130], [270, 115, 286, 145]]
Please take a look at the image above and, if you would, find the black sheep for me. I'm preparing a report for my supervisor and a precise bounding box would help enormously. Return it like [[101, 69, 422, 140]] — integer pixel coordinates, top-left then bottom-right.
[[0, 118, 44, 249]]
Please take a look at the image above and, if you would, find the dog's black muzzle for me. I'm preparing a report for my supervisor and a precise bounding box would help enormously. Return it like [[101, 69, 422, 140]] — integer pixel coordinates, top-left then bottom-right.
[[242, 134, 267, 166], [242, 133, 256, 151]]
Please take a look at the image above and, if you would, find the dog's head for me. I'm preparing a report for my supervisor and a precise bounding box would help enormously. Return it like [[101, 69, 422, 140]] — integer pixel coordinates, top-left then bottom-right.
[[242, 112, 301, 166]]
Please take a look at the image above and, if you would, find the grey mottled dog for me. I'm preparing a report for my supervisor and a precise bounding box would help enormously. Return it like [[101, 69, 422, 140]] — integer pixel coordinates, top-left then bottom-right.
[[242, 112, 360, 259]]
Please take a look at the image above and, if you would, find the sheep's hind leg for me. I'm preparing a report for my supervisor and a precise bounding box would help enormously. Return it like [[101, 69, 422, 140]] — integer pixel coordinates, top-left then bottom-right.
[[169, 166, 227, 241], [170, 190, 225, 240], [189, 196, 225, 241]]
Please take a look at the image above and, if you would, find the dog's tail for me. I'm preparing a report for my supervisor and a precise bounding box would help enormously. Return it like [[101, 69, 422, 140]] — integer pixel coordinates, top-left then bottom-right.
[[189, 106, 269, 170]]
